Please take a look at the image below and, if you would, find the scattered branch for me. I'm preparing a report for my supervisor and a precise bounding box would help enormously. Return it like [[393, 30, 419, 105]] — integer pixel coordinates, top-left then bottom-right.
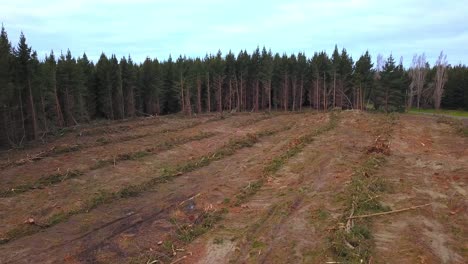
[[348, 203, 431, 219]]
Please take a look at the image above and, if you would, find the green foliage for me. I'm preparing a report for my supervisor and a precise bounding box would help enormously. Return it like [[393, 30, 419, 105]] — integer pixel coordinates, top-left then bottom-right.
[[373, 55, 408, 112], [176, 210, 226, 243], [1, 25, 467, 148], [410, 108, 468, 117]]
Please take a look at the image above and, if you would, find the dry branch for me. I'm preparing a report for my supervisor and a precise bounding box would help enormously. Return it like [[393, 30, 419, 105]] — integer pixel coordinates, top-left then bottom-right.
[[348, 203, 430, 219], [169, 255, 187, 264], [178, 193, 202, 206]]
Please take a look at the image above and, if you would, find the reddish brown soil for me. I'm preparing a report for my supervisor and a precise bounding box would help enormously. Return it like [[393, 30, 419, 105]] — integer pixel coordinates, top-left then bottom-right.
[[0, 112, 466, 264]]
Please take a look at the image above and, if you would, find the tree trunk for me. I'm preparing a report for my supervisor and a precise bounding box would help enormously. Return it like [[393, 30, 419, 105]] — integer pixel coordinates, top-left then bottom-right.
[[180, 76, 185, 114], [315, 76, 319, 110], [229, 78, 232, 111], [240, 74, 243, 112], [197, 77, 202, 113], [186, 85, 192, 116], [255, 79, 259, 111], [235, 77, 240, 111], [27, 77, 38, 140], [40, 93, 48, 134], [323, 72, 327, 111], [217, 76, 223, 113], [18, 90, 26, 145], [268, 80, 272, 112], [283, 73, 288, 111], [333, 72, 336, 108], [292, 76, 297, 111], [54, 81, 64, 127], [299, 76, 303, 111], [206, 72, 211, 112]]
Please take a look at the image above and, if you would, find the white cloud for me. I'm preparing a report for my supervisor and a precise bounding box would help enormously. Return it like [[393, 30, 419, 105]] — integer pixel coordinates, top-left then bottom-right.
[[0, 0, 466, 65]]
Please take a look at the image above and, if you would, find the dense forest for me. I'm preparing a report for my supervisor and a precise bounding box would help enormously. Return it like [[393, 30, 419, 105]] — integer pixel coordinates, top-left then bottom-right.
[[1, 26, 467, 148]]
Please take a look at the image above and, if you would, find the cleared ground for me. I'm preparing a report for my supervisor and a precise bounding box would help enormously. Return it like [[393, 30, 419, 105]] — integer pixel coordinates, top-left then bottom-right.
[[0, 111, 466, 264]]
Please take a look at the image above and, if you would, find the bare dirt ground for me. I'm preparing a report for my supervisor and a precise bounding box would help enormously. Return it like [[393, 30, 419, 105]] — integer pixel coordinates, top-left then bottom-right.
[[0, 111, 466, 264]]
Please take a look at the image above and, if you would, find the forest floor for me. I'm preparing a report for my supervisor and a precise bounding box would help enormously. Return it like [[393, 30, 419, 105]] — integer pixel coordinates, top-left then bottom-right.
[[0, 111, 466, 264]]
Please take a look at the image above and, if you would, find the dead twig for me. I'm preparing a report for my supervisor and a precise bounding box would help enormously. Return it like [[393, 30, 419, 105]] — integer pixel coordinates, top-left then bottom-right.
[[348, 203, 431, 219], [345, 202, 355, 233], [169, 255, 187, 264], [179, 193, 202, 206]]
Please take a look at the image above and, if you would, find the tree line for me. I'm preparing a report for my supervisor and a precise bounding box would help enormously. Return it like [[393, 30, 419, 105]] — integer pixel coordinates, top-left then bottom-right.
[[1, 26, 467, 148]]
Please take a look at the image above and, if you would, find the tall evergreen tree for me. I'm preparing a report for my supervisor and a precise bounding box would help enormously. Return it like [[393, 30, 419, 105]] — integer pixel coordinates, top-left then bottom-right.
[[374, 55, 406, 112], [14, 32, 38, 140], [354, 51, 373, 110], [0, 25, 18, 145], [110, 55, 124, 119], [78, 53, 96, 119], [339, 48, 354, 108], [120, 56, 137, 117], [43, 51, 65, 127], [259, 47, 273, 112], [161, 55, 179, 114], [95, 53, 113, 119]]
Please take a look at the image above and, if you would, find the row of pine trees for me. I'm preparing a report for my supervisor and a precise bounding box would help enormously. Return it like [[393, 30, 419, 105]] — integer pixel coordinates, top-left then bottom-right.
[[1, 27, 467, 148]]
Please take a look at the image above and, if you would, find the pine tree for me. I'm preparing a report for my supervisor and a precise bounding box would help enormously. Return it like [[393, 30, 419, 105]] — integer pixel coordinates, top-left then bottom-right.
[[339, 48, 354, 108], [161, 55, 179, 114], [331, 45, 341, 108], [110, 55, 124, 119], [14, 32, 38, 140], [78, 53, 96, 119], [95, 53, 113, 119], [43, 51, 65, 127], [236, 50, 250, 111], [225, 51, 237, 111], [56, 50, 87, 124], [249, 48, 260, 111], [374, 55, 406, 112], [354, 51, 374, 110], [120, 56, 137, 117], [260, 47, 273, 112], [297, 52, 307, 111], [0, 25, 18, 145], [212, 50, 225, 112]]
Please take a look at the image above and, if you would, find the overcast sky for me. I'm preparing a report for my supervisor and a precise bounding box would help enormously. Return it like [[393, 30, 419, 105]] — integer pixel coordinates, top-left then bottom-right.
[[1, 0, 467, 66]]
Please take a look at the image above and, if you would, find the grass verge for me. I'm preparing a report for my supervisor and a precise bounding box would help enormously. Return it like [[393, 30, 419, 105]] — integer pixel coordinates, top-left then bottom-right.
[[409, 108, 468, 117]]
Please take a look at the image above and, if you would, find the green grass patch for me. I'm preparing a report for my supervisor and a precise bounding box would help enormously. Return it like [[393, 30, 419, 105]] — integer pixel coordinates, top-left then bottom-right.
[[437, 116, 468, 137], [409, 108, 468, 117], [330, 154, 390, 262], [234, 180, 263, 206], [252, 240, 266, 249], [0, 170, 83, 198], [52, 144, 82, 154], [175, 209, 227, 243]]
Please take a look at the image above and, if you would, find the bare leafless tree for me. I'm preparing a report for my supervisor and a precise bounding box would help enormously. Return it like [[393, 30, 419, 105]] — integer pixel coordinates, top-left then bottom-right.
[[408, 53, 427, 109], [374, 54, 384, 80], [433, 51, 448, 110]]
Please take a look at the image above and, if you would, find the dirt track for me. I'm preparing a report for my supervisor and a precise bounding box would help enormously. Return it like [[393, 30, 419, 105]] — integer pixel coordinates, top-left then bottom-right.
[[0, 111, 466, 264]]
